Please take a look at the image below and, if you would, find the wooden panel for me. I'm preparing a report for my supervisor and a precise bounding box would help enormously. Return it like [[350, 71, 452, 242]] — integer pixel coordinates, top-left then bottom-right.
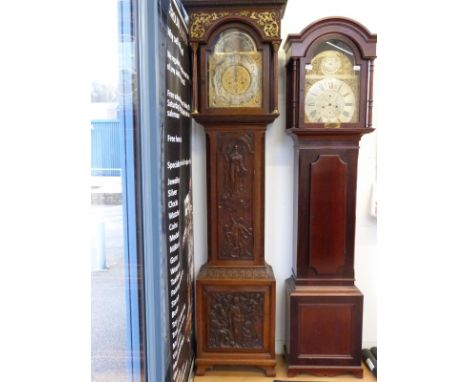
[[297, 303, 352, 357], [216, 132, 255, 260], [200, 284, 272, 354], [286, 286, 363, 371], [309, 154, 347, 274], [206, 290, 265, 351], [293, 141, 360, 283]]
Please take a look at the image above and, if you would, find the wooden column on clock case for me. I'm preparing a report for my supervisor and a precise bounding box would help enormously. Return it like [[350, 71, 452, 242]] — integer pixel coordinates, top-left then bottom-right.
[[182, 0, 288, 377], [283, 18, 377, 378]]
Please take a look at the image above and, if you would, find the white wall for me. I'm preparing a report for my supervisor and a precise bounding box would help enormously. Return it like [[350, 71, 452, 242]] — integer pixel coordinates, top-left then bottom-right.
[[192, 0, 378, 352]]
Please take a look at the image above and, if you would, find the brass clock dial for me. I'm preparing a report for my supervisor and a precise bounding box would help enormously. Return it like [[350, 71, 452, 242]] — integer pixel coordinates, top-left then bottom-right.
[[209, 29, 262, 108], [305, 78, 356, 123], [222, 64, 251, 95], [304, 47, 359, 124]]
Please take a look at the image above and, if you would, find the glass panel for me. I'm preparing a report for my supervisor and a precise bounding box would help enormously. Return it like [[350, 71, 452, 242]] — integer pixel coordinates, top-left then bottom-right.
[[91, 0, 144, 381], [304, 39, 360, 124], [208, 28, 262, 108]]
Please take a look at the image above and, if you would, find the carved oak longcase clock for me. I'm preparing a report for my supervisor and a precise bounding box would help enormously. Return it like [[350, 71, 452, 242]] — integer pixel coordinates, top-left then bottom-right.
[[284, 18, 377, 378], [182, 0, 288, 376]]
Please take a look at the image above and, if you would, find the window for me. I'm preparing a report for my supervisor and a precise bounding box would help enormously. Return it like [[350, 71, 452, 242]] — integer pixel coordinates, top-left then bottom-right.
[[91, 0, 145, 380]]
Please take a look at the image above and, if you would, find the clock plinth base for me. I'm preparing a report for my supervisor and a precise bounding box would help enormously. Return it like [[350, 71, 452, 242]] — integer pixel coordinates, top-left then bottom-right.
[[195, 264, 276, 377], [285, 362, 363, 378], [195, 358, 276, 377], [285, 277, 364, 379]]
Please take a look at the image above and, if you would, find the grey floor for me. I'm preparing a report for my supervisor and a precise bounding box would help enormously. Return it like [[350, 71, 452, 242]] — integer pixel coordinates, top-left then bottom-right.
[[91, 204, 130, 382]]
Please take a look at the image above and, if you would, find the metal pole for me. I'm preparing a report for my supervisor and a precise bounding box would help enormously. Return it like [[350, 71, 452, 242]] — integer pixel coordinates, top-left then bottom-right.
[[97, 222, 107, 270]]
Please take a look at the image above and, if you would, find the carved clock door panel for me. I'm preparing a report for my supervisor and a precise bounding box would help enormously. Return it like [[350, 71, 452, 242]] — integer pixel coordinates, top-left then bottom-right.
[[207, 127, 265, 266], [216, 132, 256, 261]]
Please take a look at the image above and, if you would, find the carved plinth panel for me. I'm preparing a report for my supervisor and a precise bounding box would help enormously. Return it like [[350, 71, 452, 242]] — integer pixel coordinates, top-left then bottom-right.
[[206, 291, 264, 350], [217, 132, 255, 260]]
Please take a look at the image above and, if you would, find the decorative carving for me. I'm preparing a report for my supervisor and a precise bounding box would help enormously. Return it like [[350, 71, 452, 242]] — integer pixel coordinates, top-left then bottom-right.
[[198, 265, 275, 280], [190, 10, 280, 39], [220, 133, 253, 197], [223, 216, 252, 258], [226, 144, 248, 193], [190, 12, 229, 39], [217, 133, 255, 260], [249, 11, 279, 37], [207, 292, 264, 349]]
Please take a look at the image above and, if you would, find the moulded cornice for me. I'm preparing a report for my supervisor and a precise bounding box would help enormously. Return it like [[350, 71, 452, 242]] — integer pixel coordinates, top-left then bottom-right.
[[284, 16, 377, 60]]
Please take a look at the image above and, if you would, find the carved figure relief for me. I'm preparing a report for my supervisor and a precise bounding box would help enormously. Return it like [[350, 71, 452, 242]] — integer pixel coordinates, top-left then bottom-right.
[[223, 216, 252, 258], [217, 133, 255, 260], [226, 144, 248, 194], [207, 292, 264, 349]]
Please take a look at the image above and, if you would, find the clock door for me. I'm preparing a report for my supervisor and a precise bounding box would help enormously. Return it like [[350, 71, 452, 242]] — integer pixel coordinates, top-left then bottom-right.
[[301, 37, 368, 129], [208, 28, 262, 108], [199, 23, 271, 115]]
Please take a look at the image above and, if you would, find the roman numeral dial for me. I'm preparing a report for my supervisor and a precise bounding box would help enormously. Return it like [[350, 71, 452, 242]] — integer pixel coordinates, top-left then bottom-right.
[[305, 78, 356, 123]]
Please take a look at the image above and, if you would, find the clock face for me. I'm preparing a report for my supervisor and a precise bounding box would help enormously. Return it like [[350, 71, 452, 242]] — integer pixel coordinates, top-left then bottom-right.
[[304, 43, 360, 124], [221, 64, 251, 95], [209, 29, 262, 108], [305, 78, 356, 123]]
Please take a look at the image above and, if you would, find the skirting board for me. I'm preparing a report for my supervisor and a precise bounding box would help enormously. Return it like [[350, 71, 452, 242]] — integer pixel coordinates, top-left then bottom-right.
[[275, 340, 377, 353]]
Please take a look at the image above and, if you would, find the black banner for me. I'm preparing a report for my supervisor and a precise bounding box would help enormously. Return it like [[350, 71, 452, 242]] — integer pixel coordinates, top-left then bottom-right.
[[163, 1, 194, 381]]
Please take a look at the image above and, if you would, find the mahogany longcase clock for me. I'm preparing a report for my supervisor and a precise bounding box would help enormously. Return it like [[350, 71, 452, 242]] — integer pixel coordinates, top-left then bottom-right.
[[283, 18, 377, 378], [182, 0, 288, 376]]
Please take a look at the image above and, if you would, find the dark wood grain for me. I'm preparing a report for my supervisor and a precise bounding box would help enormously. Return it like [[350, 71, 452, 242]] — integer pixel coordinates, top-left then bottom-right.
[[285, 278, 363, 377], [309, 155, 347, 275], [284, 18, 376, 378], [293, 136, 360, 284]]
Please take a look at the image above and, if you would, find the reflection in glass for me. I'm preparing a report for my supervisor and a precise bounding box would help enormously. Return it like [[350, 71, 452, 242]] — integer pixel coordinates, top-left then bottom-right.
[[91, 0, 143, 381]]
